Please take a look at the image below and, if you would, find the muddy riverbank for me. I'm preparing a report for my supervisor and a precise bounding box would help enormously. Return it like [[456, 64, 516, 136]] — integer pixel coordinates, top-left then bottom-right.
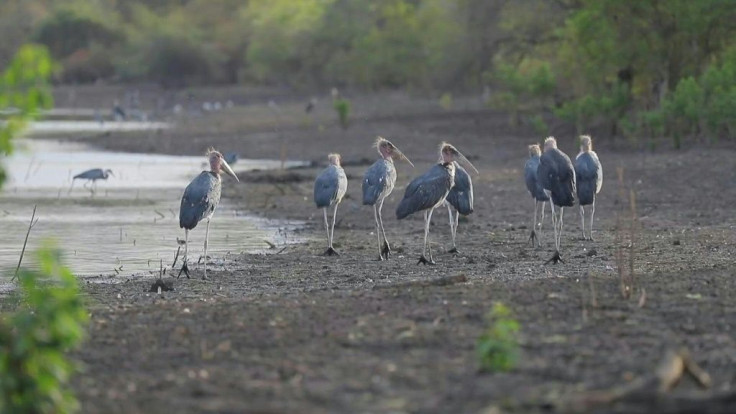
[[8, 90, 736, 413]]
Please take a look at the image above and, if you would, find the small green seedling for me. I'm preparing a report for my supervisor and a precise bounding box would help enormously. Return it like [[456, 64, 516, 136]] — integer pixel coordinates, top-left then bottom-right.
[[476, 302, 520, 372]]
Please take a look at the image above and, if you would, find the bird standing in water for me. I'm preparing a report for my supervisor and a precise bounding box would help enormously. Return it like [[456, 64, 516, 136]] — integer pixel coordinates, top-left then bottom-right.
[[362, 137, 413, 260], [314, 153, 348, 256], [575, 135, 603, 240], [537, 137, 576, 264], [524, 144, 549, 247], [68, 168, 114, 196], [179, 148, 238, 279], [397, 142, 478, 265]]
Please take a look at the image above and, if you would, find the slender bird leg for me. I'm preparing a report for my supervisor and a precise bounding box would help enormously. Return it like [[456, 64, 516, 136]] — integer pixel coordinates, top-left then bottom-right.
[[378, 199, 391, 259], [418, 209, 436, 265], [373, 204, 383, 260], [528, 199, 539, 247], [544, 205, 565, 265], [448, 205, 459, 254], [68, 179, 76, 195], [558, 207, 565, 250], [549, 202, 558, 251], [178, 229, 190, 279], [202, 219, 210, 280], [538, 201, 546, 247], [580, 205, 586, 240], [589, 201, 596, 241], [323, 204, 340, 256], [451, 207, 460, 254]]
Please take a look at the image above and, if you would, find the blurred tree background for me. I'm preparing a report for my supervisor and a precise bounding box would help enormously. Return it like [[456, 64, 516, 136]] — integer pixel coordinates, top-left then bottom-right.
[[0, 0, 734, 141]]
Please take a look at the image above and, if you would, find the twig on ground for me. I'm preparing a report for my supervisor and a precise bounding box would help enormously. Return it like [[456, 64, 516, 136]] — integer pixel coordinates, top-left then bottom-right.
[[12, 205, 38, 281]]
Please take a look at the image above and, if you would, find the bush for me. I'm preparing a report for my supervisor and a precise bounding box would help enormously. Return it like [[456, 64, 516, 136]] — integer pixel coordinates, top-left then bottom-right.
[[333, 98, 351, 129], [33, 9, 120, 60], [476, 302, 520, 373], [0, 243, 89, 414]]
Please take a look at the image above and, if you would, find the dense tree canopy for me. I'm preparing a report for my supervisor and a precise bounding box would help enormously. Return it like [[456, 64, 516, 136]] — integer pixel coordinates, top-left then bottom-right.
[[0, 0, 734, 141]]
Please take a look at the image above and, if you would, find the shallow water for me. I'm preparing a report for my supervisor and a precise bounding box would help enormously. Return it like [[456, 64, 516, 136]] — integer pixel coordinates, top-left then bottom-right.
[[0, 139, 304, 286]]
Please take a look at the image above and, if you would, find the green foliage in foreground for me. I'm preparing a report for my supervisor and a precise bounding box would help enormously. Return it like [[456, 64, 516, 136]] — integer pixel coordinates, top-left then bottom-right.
[[0, 44, 55, 188], [0, 243, 89, 414], [476, 303, 520, 373]]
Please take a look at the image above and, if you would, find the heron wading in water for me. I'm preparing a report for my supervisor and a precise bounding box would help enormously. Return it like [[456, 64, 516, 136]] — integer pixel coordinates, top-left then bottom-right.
[[314, 153, 348, 256], [178, 148, 238, 279], [524, 144, 549, 247], [362, 137, 414, 260], [444, 161, 476, 254], [575, 135, 603, 240], [537, 137, 576, 264], [68, 168, 114, 195], [396, 142, 478, 265]]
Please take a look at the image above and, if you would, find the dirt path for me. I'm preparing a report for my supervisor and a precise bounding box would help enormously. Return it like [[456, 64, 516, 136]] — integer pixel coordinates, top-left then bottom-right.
[[21, 91, 736, 412]]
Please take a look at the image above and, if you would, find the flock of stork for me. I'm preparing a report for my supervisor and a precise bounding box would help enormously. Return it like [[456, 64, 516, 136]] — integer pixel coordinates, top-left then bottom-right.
[[173, 135, 602, 279]]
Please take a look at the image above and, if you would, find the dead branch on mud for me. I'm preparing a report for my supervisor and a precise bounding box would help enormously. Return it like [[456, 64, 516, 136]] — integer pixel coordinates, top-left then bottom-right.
[[374, 274, 468, 290], [12, 205, 38, 281]]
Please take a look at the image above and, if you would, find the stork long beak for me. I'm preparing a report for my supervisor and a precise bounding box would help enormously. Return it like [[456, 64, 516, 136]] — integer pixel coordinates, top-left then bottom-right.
[[221, 159, 239, 182], [393, 148, 414, 167], [456, 151, 479, 175]]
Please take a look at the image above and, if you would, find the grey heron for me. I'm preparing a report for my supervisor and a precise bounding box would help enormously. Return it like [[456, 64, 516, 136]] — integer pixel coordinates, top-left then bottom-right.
[[362, 137, 413, 260], [314, 153, 348, 256], [396, 142, 478, 265], [178, 148, 238, 279], [444, 162, 474, 254], [575, 135, 603, 240], [524, 144, 549, 247], [68, 168, 114, 195], [537, 137, 576, 264]]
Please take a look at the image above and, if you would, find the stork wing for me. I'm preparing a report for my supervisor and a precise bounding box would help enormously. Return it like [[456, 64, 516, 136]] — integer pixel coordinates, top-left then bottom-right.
[[446, 163, 474, 215], [314, 166, 342, 208], [362, 160, 394, 205], [180, 172, 220, 230], [396, 164, 452, 219]]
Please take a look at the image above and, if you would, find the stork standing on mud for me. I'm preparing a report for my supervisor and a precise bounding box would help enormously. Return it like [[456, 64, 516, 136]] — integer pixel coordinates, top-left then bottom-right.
[[575, 135, 603, 240], [396, 142, 478, 265], [178, 148, 238, 279], [537, 137, 576, 264], [524, 144, 549, 247], [68, 168, 114, 195], [362, 137, 413, 260], [314, 153, 348, 256], [444, 162, 474, 254]]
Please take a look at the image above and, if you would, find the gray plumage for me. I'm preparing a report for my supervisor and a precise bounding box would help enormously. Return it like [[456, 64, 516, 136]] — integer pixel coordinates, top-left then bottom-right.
[[396, 163, 454, 220], [180, 172, 221, 230], [73, 168, 111, 181], [575, 151, 602, 206], [524, 156, 549, 202], [538, 148, 576, 207], [314, 165, 347, 208], [446, 163, 473, 215], [362, 159, 396, 205]]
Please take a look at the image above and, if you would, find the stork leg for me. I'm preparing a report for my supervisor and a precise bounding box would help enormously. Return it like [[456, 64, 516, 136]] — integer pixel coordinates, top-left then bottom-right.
[[558, 207, 565, 249], [202, 219, 210, 280], [528, 199, 539, 247], [418, 208, 436, 265], [68, 179, 76, 195], [377, 199, 391, 259], [580, 205, 586, 240], [448, 205, 459, 254], [178, 229, 190, 279], [323, 204, 340, 256], [544, 202, 565, 265], [539, 201, 546, 246], [589, 200, 596, 241], [373, 204, 383, 260]]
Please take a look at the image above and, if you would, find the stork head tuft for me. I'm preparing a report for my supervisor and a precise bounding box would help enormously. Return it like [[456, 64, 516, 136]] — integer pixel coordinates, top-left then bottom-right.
[[580, 135, 592, 152], [528, 144, 541, 157], [207, 147, 239, 181], [328, 153, 341, 166], [543, 136, 557, 151], [439, 142, 479, 174], [376, 136, 413, 166]]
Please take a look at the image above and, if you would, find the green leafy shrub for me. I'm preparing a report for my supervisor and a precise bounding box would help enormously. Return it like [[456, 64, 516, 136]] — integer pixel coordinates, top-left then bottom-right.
[[0, 44, 55, 185], [0, 243, 89, 414], [333, 98, 351, 129], [476, 302, 520, 373]]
